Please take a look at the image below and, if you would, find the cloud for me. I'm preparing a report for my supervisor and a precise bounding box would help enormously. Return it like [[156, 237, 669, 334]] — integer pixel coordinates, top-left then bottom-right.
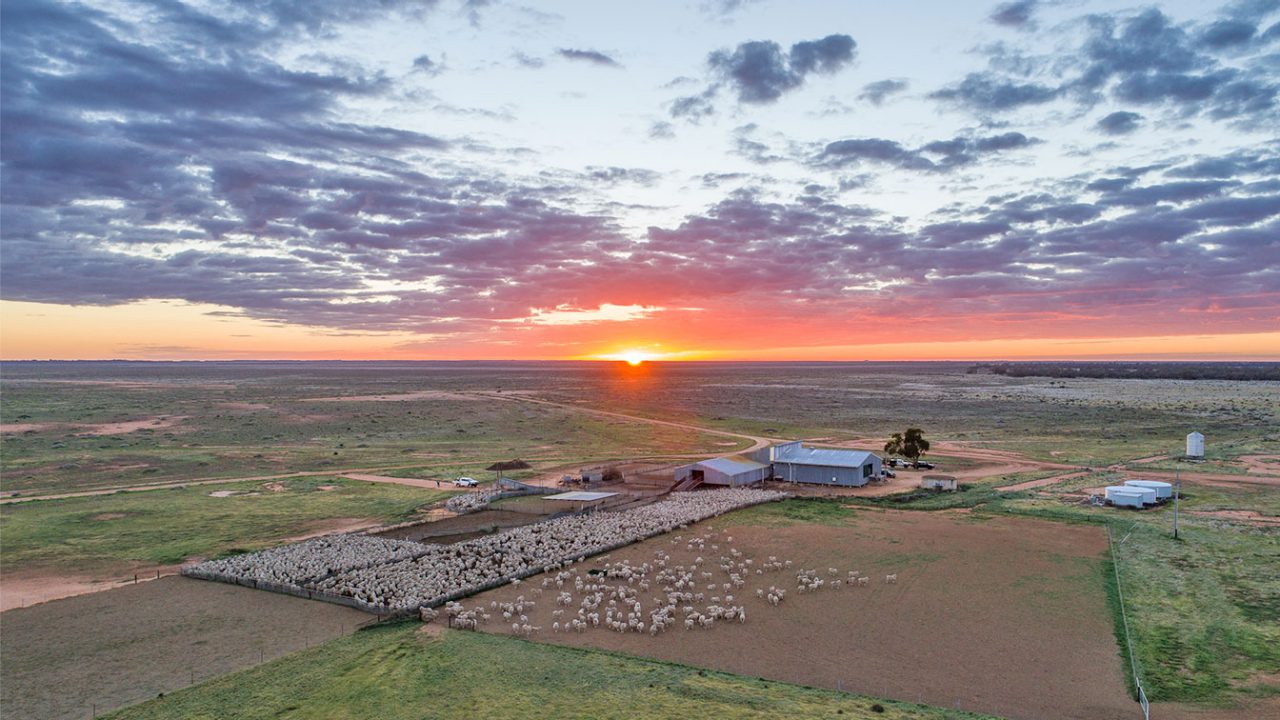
[[815, 131, 1040, 172], [670, 34, 857, 116], [1199, 19, 1257, 48], [412, 54, 443, 75], [1095, 110, 1143, 135], [648, 121, 676, 140], [512, 52, 545, 69], [858, 79, 908, 105], [556, 48, 622, 67], [989, 1, 1038, 29], [929, 73, 1059, 111], [933, 6, 1280, 124], [699, 0, 763, 17], [461, 0, 495, 27], [3, 0, 1278, 348]]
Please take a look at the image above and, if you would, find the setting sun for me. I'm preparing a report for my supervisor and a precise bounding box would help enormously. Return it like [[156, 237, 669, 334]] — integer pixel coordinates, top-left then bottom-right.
[[620, 351, 649, 366]]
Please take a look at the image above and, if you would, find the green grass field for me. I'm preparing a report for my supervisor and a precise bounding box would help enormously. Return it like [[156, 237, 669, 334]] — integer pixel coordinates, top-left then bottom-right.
[[0, 477, 449, 576], [106, 626, 998, 720]]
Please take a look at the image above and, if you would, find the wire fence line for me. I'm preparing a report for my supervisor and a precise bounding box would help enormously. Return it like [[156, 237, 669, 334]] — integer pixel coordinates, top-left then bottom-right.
[[1107, 522, 1151, 720]]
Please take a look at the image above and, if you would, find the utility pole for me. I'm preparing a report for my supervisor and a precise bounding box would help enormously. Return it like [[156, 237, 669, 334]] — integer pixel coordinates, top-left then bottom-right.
[[1173, 468, 1180, 540]]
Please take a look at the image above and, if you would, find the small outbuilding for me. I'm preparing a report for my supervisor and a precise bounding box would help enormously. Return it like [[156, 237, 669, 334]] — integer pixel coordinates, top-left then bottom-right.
[[543, 491, 618, 513], [1105, 485, 1156, 508], [1124, 479, 1173, 500], [1186, 431, 1205, 458], [920, 475, 957, 491], [675, 455, 771, 487]]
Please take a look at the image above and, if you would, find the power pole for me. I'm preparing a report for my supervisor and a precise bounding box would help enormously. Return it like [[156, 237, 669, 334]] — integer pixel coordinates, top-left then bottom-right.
[[1173, 468, 1180, 540]]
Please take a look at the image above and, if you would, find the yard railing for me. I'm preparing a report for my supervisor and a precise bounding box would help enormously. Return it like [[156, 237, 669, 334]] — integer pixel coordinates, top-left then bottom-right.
[[1107, 522, 1151, 720]]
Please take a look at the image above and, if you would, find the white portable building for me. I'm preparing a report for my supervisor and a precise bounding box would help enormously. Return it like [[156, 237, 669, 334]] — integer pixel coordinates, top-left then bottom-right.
[[1186, 432, 1204, 457], [1124, 479, 1173, 500], [1105, 485, 1156, 508], [920, 475, 957, 491]]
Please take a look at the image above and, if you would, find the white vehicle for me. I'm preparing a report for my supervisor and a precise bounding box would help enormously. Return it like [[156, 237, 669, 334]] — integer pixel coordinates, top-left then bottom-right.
[[453, 477, 479, 487]]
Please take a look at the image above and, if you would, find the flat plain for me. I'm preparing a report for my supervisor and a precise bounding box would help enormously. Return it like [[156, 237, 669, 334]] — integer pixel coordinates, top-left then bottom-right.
[[2, 360, 1277, 719]]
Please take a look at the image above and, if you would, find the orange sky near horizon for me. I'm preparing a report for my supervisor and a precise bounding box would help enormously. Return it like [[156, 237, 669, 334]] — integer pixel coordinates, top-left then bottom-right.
[[3, 300, 1277, 362]]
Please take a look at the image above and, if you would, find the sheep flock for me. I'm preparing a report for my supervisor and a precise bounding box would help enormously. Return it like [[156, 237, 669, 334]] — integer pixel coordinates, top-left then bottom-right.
[[186, 488, 794, 612], [428, 522, 899, 641]]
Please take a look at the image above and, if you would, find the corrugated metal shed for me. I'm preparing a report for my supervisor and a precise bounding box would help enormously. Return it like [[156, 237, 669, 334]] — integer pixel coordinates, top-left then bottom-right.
[[770, 443, 882, 487], [772, 445, 875, 468], [699, 456, 769, 475], [675, 455, 771, 487]]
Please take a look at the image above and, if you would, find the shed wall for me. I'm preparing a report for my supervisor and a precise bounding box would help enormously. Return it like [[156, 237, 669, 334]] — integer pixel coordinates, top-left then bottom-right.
[[773, 460, 878, 487]]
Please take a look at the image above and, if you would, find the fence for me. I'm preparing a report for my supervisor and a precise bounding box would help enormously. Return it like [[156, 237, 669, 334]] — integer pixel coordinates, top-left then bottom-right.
[[1106, 523, 1151, 720]]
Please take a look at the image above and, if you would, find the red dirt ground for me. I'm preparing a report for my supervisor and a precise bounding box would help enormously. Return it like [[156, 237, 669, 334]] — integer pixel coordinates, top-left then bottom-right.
[[468, 508, 1133, 720]]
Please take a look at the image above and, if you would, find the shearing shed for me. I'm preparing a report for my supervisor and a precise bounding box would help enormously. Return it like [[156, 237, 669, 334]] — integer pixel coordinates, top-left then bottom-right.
[[675, 455, 771, 487]]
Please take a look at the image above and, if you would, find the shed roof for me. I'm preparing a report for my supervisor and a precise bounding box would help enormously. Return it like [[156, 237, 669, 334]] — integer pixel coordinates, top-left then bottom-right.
[[772, 445, 875, 468], [545, 491, 618, 502], [697, 455, 769, 476]]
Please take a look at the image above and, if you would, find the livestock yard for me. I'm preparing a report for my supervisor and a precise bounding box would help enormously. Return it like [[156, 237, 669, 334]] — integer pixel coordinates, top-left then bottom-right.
[[1, 361, 1277, 720]]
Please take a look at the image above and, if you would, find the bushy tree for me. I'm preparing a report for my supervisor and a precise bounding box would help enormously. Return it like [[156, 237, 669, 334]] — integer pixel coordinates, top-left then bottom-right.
[[884, 428, 930, 466]]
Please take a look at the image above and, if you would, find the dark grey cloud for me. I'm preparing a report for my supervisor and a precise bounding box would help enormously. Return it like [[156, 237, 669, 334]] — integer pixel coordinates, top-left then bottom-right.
[[815, 132, 1039, 172], [1199, 19, 1258, 48], [934, 6, 1280, 125], [929, 73, 1059, 111], [556, 48, 621, 67], [858, 79, 908, 105], [1095, 110, 1143, 135], [672, 34, 856, 116], [990, 1, 1038, 28]]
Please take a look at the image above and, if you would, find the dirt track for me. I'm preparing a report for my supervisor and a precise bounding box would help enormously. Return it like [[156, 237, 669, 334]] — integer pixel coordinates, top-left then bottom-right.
[[469, 509, 1132, 720]]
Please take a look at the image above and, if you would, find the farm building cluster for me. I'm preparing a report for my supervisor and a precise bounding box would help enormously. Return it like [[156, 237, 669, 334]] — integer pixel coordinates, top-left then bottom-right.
[[676, 441, 883, 488]]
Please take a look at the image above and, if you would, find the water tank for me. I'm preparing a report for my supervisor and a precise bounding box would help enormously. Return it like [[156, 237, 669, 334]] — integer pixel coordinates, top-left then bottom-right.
[[1186, 432, 1204, 457], [1105, 485, 1155, 508], [1124, 480, 1173, 500]]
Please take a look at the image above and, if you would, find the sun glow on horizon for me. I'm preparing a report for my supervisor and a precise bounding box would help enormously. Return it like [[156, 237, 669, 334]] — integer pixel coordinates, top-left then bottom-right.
[[620, 350, 651, 366]]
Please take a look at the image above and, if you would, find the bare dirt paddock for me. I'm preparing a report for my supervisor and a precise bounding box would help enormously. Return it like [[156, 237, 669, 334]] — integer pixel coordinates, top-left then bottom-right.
[[1, 576, 368, 720], [469, 506, 1133, 720]]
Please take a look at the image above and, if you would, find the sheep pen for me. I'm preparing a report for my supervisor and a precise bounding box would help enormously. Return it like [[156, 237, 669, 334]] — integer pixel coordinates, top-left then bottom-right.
[[184, 488, 789, 614], [462, 506, 1134, 720]]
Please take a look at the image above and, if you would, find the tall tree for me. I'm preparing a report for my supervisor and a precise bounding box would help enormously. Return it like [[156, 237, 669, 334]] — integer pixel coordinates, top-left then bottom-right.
[[884, 428, 930, 466]]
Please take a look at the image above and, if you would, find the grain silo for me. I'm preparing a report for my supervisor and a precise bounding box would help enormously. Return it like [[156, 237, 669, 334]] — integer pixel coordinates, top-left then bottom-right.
[[1124, 479, 1173, 500], [1186, 431, 1204, 458]]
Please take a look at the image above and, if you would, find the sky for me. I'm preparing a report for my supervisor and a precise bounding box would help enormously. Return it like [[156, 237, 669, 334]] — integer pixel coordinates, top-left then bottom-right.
[[2, 0, 1278, 361]]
